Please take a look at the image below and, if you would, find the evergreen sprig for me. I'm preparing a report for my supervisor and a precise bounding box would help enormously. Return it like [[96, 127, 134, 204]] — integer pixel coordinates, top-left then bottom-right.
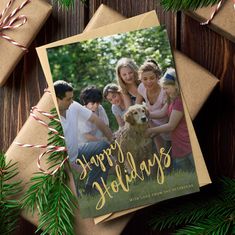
[[0, 153, 22, 235], [176, 215, 234, 235], [22, 108, 78, 235], [53, 0, 74, 8], [160, 0, 221, 11], [53, 0, 87, 8], [55, 0, 221, 12], [149, 178, 235, 234]]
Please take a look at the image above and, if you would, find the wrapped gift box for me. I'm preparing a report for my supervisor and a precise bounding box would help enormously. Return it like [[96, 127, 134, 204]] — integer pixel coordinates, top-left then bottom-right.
[[0, 0, 52, 86], [187, 0, 235, 43]]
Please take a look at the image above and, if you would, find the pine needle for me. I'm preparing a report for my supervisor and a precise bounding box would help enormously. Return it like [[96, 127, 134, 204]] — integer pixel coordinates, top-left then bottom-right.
[[21, 108, 78, 235], [53, 0, 75, 8], [0, 153, 22, 235], [160, 0, 221, 11], [176, 215, 234, 234], [53, 0, 88, 8], [149, 178, 235, 234]]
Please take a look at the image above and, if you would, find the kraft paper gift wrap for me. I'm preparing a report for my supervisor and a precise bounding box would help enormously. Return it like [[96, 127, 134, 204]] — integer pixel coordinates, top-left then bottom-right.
[[187, 0, 235, 43], [5, 4, 218, 234], [0, 0, 52, 87]]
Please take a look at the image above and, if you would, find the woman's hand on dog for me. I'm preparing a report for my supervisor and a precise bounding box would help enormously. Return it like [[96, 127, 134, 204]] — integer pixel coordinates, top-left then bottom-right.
[[145, 127, 156, 138]]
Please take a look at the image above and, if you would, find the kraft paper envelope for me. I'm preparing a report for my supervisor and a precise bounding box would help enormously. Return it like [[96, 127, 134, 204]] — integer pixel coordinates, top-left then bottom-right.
[[5, 6, 217, 233], [36, 7, 217, 223]]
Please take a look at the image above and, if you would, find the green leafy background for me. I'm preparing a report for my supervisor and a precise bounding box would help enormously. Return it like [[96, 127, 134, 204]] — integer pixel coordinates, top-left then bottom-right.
[[47, 26, 173, 130]]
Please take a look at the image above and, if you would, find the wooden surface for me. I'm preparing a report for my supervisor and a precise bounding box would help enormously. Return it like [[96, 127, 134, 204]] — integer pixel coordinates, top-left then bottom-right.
[[1, 0, 234, 234]]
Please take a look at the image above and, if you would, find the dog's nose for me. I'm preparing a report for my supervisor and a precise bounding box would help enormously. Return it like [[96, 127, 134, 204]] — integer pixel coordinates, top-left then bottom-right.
[[141, 117, 147, 122]]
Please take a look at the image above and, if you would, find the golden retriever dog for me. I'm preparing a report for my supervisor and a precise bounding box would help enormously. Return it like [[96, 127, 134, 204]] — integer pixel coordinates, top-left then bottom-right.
[[114, 104, 155, 175]]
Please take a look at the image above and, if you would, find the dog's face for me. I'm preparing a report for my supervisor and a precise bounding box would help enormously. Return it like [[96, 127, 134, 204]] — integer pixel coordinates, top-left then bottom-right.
[[124, 104, 148, 125]]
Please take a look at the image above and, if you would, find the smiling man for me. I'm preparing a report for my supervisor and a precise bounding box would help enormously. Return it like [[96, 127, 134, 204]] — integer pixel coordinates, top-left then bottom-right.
[[54, 80, 113, 195]]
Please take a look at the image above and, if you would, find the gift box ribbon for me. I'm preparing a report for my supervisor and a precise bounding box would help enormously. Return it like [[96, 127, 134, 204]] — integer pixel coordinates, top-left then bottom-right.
[[201, 0, 235, 25], [15, 90, 69, 176], [0, 0, 31, 52]]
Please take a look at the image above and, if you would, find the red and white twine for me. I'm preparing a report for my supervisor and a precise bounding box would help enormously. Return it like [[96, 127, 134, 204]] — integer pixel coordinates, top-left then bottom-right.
[[0, 168, 7, 176], [15, 103, 69, 176], [0, 0, 31, 52], [201, 0, 235, 25], [37, 148, 68, 175], [30, 106, 64, 139]]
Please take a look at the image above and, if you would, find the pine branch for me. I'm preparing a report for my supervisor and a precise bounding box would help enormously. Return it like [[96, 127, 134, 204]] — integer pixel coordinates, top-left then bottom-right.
[[160, 0, 221, 11], [0, 153, 22, 235], [21, 173, 53, 214], [221, 177, 235, 201], [52, 0, 87, 8], [53, 0, 74, 8], [148, 178, 235, 233], [176, 215, 234, 235], [36, 178, 77, 235], [21, 108, 78, 235]]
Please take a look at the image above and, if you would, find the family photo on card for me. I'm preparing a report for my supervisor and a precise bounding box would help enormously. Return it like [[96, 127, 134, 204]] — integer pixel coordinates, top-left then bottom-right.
[[46, 25, 200, 218]]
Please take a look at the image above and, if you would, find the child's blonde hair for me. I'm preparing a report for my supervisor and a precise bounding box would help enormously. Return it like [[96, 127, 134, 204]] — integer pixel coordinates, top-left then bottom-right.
[[116, 58, 140, 94], [159, 68, 180, 102]]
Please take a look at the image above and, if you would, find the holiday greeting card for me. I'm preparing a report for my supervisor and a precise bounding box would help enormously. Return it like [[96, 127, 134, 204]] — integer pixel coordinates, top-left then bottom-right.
[[46, 25, 200, 218], [4, 8, 214, 230]]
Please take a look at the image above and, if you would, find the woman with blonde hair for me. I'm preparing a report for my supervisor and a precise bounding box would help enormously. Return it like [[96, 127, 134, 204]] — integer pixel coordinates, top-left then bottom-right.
[[146, 68, 194, 172], [116, 58, 141, 108]]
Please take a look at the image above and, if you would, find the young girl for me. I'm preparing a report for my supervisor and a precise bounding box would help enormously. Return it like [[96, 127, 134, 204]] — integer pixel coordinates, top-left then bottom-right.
[[137, 60, 170, 151], [116, 58, 141, 108], [146, 68, 194, 172], [79, 85, 109, 143], [103, 83, 126, 128]]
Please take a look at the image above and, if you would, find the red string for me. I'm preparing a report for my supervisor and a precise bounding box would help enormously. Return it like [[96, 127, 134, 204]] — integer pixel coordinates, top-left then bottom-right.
[[15, 91, 68, 176], [0, 168, 7, 176], [200, 0, 223, 25], [0, 0, 31, 52], [201, 0, 234, 25]]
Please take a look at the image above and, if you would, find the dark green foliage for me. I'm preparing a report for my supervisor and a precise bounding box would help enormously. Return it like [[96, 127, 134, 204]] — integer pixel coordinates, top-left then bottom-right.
[[54, 0, 221, 12], [53, 0, 88, 8], [53, 0, 74, 8], [176, 215, 234, 235], [149, 178, 235, 234], [0, 153, 22, 235], [21, 108, 78, 235], [52, 0, 221, 11], [160, 0, 221, 11]]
